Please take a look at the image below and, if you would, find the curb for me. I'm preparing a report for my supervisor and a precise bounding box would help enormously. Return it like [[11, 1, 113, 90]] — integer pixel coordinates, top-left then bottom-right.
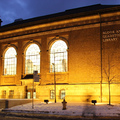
[[0, 111, 82, 120], [1, 110, 120, 120]]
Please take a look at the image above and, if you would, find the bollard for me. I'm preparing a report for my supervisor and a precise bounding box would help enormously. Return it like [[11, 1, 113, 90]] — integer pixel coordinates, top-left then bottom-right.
[[62, 99, 67, 110]]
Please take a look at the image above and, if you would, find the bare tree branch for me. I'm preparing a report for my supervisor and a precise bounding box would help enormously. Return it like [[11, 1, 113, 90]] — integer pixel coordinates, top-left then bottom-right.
[[110, 75, 116, 82], [103, 68, 108, 78]]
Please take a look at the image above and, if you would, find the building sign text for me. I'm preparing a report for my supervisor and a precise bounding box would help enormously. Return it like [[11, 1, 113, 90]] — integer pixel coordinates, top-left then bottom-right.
[[102, 30, 120, 42]]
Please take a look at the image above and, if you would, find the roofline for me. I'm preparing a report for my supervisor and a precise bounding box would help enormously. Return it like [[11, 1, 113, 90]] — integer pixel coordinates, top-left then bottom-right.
[[1, 4, 120, 32]]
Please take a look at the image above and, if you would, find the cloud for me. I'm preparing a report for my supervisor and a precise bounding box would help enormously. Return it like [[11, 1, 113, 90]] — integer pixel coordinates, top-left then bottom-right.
[[0, 0, 120, 26], [0, 0, 30, 25], [16, 0, 27, 7]]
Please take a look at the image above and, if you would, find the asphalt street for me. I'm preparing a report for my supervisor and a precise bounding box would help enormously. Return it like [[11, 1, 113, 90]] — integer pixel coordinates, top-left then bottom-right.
[[0, 114, 120, 120]]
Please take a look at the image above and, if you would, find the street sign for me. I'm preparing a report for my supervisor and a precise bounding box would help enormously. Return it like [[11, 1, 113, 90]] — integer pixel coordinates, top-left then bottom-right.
[[33, 70, 39, 82]]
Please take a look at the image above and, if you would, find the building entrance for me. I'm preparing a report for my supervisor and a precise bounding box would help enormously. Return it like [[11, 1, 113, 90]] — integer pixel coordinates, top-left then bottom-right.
[[27, 89, 36, 99]]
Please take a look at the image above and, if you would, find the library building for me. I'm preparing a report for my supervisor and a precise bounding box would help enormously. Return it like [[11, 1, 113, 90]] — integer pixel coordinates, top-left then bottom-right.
[[0, 4, 120, 103]]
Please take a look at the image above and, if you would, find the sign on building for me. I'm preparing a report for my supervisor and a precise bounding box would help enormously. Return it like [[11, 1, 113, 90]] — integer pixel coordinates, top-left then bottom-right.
[[33, 70, 39, 82]]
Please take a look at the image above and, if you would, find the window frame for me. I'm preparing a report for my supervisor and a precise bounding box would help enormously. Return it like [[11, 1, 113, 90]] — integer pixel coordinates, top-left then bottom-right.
[[4, 47, 17, 75], [60, 89, 66, 99], [50, 40, 68, 73], [2, 90, 6, 98], [50, 90, 55, 99], [25, 43, 40, 74], [9, 90, 14, 99]]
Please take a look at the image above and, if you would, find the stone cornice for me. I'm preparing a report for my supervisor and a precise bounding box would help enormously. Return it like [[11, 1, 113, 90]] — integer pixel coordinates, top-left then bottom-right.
[[0, 12, 120, 42]]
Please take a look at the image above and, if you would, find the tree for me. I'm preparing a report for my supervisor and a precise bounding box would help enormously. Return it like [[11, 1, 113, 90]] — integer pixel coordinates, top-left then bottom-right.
[[103, 55, 116, 105], [103, 42, 120, 105]]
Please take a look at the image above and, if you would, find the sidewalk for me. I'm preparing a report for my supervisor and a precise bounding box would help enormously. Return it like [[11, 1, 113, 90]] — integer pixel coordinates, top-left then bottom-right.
[[1, 102, 120, 119]]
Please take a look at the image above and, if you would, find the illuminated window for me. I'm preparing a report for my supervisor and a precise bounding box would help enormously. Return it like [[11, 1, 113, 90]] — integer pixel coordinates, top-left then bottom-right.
[[2, 90, 6, 98], [9, 90, 14, 99], [2, 90, 6, 95], [25, 44, 40, 74], [60, 89, 65, 99], [50, 40, 68, 72], [50, 90, 55, 99], [4, 47, 17, 75]]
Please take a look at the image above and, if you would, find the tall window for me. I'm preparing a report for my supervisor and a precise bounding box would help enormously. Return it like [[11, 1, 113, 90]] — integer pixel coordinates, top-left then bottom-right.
[[60, 89, 65, 99], [50, 90, 55, 99], [25, 44, 40, 74], [4, 47, 17, 75], [9, 90, 14, 99], [50, 40, 68, 72]]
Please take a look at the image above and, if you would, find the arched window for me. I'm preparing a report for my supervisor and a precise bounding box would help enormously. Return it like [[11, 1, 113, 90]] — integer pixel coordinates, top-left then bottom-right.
[[25, 44, 40, 74], [4, 47, 17, 75], [50, 40, 68, 72]]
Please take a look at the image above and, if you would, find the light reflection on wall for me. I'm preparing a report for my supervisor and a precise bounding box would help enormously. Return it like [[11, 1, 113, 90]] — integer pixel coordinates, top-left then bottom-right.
[[25, 44, 40, 74]]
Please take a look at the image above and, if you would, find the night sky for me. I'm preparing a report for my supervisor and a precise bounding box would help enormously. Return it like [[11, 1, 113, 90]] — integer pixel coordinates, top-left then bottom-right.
[[0, 0, 120, 26]]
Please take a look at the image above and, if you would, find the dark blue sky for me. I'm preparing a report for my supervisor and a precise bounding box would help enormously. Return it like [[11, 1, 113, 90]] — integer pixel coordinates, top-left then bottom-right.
[[0, 0, 120, 26]]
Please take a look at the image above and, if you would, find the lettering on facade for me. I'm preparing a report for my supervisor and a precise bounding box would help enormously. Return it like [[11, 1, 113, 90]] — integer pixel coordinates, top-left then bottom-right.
[[102, 30, 120, 42]]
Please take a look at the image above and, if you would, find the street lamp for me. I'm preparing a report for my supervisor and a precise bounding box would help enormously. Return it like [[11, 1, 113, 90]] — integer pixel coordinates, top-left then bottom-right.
[[52, 62, 56, 103]]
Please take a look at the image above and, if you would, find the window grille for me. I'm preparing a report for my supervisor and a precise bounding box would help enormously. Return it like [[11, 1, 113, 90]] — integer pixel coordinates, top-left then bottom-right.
[[50, 40, 68, 72], [9, 90, 14, 99], [50, 51, 67, 72], [25, 44, 40, 74], [60, 90, 65, 99], [2, 90, 6, 98], [2, 90, 6, 95], [4, 47, 17, 75], [50, 90, 55, 99]]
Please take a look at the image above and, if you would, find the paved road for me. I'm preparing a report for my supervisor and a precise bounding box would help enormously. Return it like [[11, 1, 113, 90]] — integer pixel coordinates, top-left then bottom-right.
[[0, 112, 120, 120], [0, 116, 52, 120], [1, 116, 120, 120]]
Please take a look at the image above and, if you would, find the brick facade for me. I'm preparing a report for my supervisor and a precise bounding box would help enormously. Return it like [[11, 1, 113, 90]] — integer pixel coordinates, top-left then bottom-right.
[[0, 4, 120, 103]]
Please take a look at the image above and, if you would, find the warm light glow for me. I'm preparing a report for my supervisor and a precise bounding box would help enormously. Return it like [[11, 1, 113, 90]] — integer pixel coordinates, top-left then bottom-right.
[[25, 44, 40, 74], [4, 47, 17, 75], [61, 89, 65, 99], [50, 90, 55, 99], [50, 40, 68, 72]]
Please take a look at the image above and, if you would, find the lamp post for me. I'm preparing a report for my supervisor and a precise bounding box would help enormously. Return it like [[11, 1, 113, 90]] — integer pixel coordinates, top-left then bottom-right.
[[52, 52, 56, 103], [52, 62, 56, 103]]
